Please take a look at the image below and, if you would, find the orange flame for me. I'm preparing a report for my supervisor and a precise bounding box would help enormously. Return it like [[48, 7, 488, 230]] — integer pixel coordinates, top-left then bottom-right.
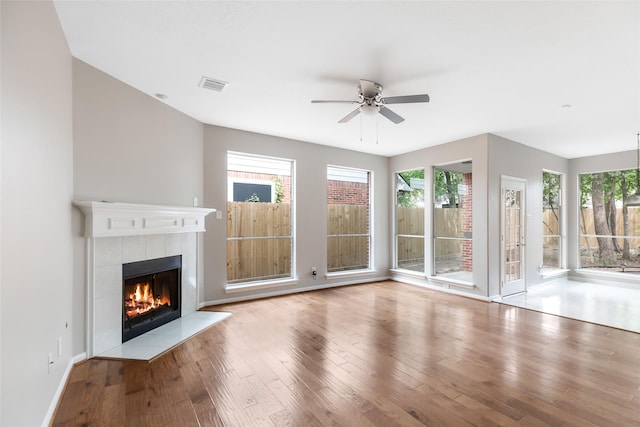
[[124, 283, 171, 319]]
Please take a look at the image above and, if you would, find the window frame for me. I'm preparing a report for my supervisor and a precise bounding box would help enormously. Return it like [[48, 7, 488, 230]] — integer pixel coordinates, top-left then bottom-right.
[[393, 168, 426, 275], [225, 151, 296, 289], [577, 168, 640, 276], [326, 165, 374, 276], [431, 163, 473, 286], [542, 170, 564, 274]]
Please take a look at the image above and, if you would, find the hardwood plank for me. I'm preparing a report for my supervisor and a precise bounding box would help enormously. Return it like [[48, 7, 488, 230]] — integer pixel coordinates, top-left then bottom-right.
[[94, 383, 126, 426], [51, 281, 640, 426]]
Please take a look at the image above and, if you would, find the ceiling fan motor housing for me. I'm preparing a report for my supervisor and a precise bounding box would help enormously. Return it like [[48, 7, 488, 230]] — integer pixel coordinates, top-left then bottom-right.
[[358, 80, 383, 100]]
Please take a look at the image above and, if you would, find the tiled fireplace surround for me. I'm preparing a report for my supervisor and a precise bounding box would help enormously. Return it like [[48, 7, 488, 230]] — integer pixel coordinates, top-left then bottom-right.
[[74, 202, 214, 358]]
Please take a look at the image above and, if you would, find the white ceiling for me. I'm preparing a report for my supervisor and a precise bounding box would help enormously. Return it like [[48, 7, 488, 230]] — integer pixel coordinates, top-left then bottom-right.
[[53, 1, 640, 158]]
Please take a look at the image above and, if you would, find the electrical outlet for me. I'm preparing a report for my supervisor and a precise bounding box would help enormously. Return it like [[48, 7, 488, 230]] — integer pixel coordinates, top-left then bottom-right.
[[57, 336, 62, 357], [193, 196, 199, 207]]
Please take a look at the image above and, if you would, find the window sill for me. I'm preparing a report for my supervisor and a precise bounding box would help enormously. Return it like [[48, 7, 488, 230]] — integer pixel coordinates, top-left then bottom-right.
[[225, 278, 299, 294], [389, 268, 426, 279], [326, 269, 376, 279]]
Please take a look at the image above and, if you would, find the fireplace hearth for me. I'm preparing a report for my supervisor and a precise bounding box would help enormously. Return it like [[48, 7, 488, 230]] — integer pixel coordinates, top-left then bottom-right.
[[122, 255, 182, 342]]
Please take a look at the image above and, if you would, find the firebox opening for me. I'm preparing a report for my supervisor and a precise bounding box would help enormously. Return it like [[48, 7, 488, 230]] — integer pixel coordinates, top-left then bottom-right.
[[122, 255, 181, 343]]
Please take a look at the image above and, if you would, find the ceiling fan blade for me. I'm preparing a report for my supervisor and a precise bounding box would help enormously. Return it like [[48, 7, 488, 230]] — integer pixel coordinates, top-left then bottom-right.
[[338, 108, 361, 123], [378, 106, 405, 124], [311, 100, 359, 104], [382, 94, 430, 104]]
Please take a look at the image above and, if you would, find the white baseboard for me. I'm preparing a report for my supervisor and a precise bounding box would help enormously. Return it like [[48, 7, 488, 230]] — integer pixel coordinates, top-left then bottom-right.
[[569, 269, 640, 289], [391, 274, 491, 302], [200, 275, 391, 307], [42, 352, 87, 427]]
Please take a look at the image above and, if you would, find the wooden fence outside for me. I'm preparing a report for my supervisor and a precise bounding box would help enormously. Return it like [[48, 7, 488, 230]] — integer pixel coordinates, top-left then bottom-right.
[[227, 202, 372, 280], [230, 203, 543, 280], [227, 202, 292, 283], [227, 201, 291, 238], [396, 207, 425, 263], [327, 204, 369, 271], [394, 207, 640, 257], [573, 208, 640, 249], [396, 207, 468, 263]]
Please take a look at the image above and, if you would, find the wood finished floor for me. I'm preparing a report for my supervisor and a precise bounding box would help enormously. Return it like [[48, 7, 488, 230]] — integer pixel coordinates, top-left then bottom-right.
[[52, 281, 640, 426]]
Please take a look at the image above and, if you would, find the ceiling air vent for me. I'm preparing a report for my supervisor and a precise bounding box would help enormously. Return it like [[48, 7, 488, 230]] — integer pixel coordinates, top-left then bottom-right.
[[199, 76, 227, 92]]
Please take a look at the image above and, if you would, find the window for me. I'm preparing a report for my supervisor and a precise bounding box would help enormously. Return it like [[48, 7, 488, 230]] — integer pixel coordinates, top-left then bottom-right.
[[433, 163, 472, 283], [395, 169, 425, 272], [327, 166, 371, 272], [542, 171, 562, 271], [579, 169, 640, 273], [226, 152, 293, 284]]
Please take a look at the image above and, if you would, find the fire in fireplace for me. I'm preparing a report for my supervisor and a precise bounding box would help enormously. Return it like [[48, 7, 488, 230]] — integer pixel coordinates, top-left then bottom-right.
[[122, 255, 181, 342]]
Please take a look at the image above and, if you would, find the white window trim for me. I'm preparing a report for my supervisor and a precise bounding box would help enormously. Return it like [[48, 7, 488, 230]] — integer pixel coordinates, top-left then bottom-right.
[[543, 169, 564, 270], [326, 165, 373, 273], [389, 268, 426, 279], [226, 151, 296, 285], [393, 168, 426, 272], [432, 165, 472, 279]]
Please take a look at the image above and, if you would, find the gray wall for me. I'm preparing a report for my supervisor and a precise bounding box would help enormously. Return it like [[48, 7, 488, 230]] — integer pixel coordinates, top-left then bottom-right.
[[389, 134, 490, 298], [202, 125, 390, 303], [1, 2, 74, 425], [487, 134, 569, 296], [71, 59, 205, 355], [389, 133, 570, 299], [73, 59, 203, 206]]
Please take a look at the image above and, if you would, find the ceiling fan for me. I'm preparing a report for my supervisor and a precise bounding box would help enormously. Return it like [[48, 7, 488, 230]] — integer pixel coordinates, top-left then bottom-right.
[[311, 79, 429, 124]]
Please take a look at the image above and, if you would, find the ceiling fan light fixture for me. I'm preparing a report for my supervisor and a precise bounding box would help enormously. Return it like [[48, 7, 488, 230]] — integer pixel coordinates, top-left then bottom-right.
[[361, 104, 378, 117]]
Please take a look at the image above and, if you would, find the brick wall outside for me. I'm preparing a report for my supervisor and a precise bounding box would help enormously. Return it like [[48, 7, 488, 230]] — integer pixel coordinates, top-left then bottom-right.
[[461, 172, 473, 271], [327, 180, 369, 205], [228, 172, 369, 207]]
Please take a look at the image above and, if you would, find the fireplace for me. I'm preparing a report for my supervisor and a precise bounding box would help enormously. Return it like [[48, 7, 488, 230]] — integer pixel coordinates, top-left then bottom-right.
[[74, 201, 215, 357], [122, 255, 182, 342]]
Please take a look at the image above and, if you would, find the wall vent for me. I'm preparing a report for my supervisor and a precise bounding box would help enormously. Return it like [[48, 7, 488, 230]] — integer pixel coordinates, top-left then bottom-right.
[[199, 76, 227, 92]]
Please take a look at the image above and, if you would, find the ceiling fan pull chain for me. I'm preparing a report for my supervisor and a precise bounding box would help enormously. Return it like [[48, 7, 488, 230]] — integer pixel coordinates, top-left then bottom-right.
[[376, 110, 379, 145]]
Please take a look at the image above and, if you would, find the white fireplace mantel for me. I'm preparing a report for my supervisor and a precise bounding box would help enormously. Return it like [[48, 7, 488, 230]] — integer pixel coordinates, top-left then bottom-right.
[[73, 201, 215, 238], [74, 201, 215, 358]]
